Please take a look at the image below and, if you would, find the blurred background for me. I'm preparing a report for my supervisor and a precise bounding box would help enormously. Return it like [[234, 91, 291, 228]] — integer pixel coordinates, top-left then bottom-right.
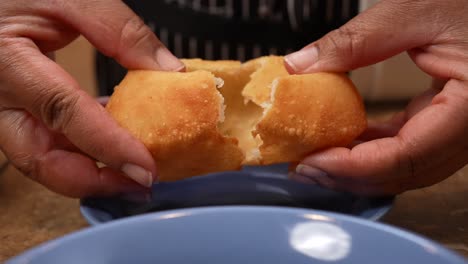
[[57, 0, 431, 103]]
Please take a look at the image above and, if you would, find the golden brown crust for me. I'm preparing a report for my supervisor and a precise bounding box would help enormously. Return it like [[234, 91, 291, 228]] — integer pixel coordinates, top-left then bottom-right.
[[106, 70, 244, 181], [255, 73, 367, 164], [107, 57, 367, 182]]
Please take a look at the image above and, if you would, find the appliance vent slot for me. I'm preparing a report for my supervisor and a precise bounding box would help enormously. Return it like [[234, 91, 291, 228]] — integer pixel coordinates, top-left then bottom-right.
[[97, 0, 359, 96]]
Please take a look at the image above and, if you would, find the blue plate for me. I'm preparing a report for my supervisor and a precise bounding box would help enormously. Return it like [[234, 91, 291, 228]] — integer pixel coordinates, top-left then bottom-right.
[[80, 164, 394, 225], [8, 206, 466, 263]]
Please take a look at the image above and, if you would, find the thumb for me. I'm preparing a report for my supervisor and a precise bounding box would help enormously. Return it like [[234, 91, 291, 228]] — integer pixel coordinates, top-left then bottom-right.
[[284, 0, 439, 73], [57, 0, 184, 71]]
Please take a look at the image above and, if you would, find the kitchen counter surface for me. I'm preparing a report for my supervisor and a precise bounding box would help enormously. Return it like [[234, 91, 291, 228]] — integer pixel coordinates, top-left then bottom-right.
[[1, 108, 467, 262]]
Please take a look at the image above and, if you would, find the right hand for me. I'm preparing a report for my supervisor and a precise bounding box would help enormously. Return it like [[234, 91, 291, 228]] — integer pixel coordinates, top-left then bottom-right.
[[285, 0, 468, 195], [0, 0, 184, 197]]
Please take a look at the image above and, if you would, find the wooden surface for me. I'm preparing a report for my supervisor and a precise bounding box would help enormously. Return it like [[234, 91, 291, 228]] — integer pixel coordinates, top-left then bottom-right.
[[383, 168, 468, 255], [0, 164, 87, 261]]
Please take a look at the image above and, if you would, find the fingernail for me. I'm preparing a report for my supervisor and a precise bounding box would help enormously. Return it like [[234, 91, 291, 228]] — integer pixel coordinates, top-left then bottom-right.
[[288, 171, 317, 185], [121, 163, 153, 187], [285, 45, 319, 73], [296, 164, 328, 180], [155, 48, 185, 72]]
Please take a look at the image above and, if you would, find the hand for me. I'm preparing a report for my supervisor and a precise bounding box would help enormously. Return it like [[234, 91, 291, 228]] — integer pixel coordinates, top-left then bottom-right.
[[0, 0, 185, 197], [285, 0, 468, 195]]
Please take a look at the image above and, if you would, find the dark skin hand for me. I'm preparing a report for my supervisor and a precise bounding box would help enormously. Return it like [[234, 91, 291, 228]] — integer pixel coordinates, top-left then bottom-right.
[[0, 0, 184, 198], [285, 0, 468, 195], [2, 0, 466, 198]]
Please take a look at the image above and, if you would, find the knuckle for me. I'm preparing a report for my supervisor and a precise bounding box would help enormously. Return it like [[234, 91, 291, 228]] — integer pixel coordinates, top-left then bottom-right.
[[395, 146, 416, 179], [347, 144, 384, 179], [115, 16, 155, 59], [0, 39, 23, 74], [8, 151, 37, 179], [325, 26, 363, 61], [38, 88, 80, 131], [396, 138, 431, 182]]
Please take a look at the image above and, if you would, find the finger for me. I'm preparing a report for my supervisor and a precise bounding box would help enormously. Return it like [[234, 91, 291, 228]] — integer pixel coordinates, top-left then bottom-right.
[[289, 173, 406, 196], [407, 47, 468, 81], [294, 143, 468, 196], [284, 0, 442, 73], [288, 172, 318, 185], [1, 43, 157, 187], [0, 109, 146, 198], [289, 165, 401, 196], [358, 87, 440, 141], [38, 151, 147, 198], [357, 112, 406, 141], [55, 0, 184, 71], [292, 79, 468, 193]]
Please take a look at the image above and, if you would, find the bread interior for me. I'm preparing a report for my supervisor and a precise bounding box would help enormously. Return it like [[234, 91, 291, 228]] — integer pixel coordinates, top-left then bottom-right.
[[216, 83, 264, 165], [183, 57, 287, 165], [214, 61, 282, 165]]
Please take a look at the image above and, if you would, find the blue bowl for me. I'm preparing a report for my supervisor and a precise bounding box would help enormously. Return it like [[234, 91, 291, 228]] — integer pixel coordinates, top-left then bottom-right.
[[80, 164, 394, 225], [8, 206, 466, 264]]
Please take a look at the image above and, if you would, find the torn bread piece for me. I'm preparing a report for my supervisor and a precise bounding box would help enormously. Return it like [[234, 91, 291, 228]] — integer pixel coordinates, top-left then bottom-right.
[[183, 59, 264, 165], [106, 70, 244, 181], [241, 56, 289, 106], [107, 56, 367, 182], [254, 72, 367, 164]]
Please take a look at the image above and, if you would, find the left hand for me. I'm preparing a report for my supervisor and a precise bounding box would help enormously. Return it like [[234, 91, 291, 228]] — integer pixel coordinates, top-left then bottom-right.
[[0, 0, 184, 198]]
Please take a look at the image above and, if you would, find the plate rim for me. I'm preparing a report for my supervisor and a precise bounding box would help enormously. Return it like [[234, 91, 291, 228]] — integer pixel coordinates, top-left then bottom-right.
[[79, 198, 395, 225], [78, 166, 395, 225], [9, 206, 466, 264]]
